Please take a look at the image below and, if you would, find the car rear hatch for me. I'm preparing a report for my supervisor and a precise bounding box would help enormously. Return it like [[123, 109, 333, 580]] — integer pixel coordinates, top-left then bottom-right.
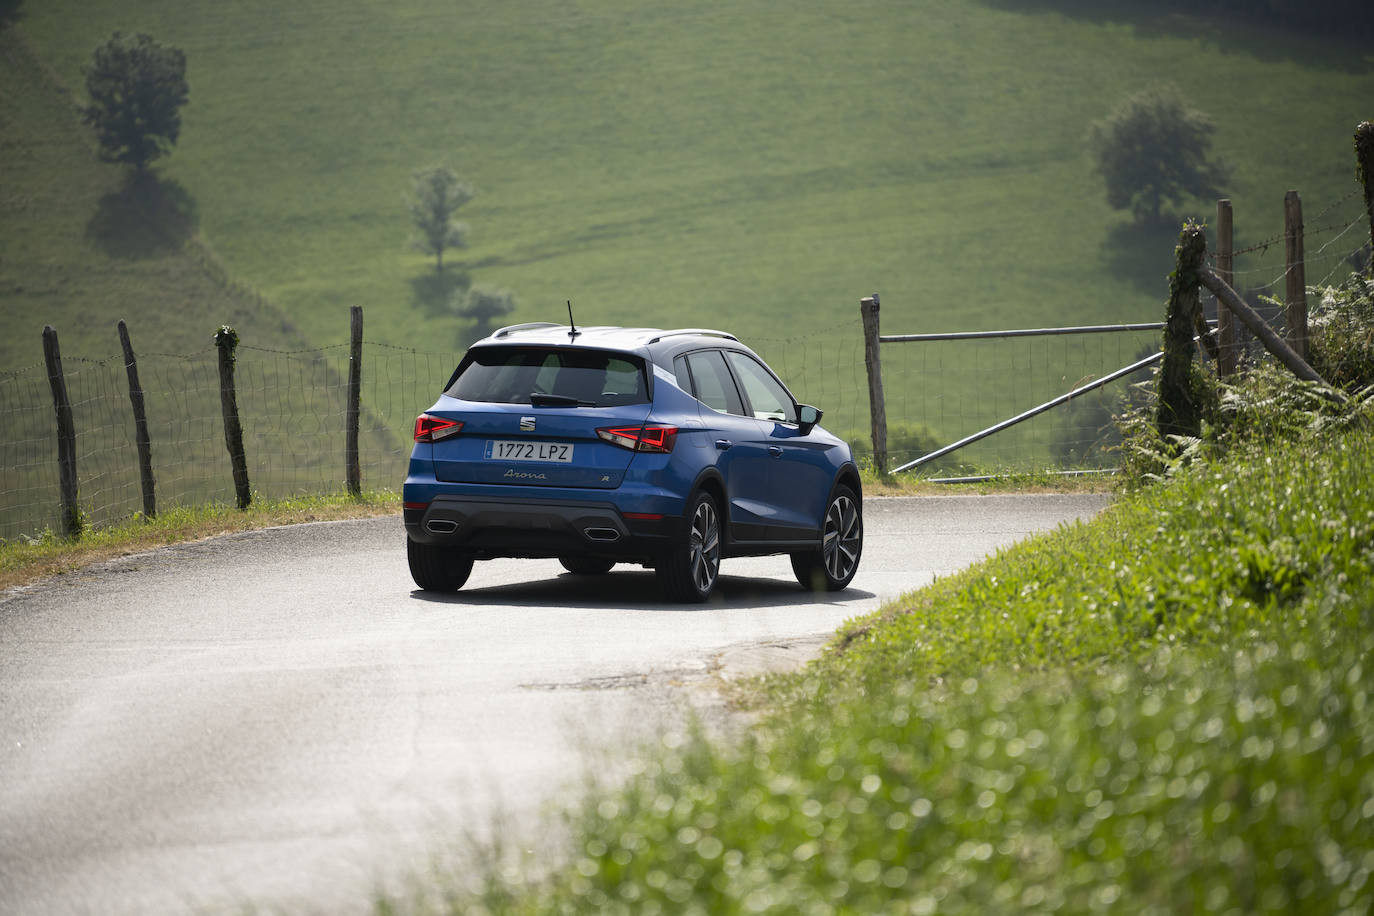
[[427, 402, 653, 488], [422, 344, 655, 489]]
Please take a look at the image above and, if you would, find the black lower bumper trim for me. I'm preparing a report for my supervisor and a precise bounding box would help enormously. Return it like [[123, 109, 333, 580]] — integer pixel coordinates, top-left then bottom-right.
[[405, 495, 680, 561]]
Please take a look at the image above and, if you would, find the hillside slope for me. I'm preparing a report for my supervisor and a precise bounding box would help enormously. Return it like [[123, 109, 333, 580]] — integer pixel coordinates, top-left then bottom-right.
[[4, 2, 1372, 465], [0, 25, 310, 370], [14, 2, 1373, 344], [0, 26, 405, 538]]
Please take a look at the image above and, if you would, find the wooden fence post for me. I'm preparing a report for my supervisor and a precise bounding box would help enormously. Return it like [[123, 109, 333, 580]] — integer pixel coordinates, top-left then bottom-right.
[[1157, 222, 1208, 442], [860, 293, 888, 475], [346, 305, 363, 497], [1215, 199, 1238, 377], [118, 320, 156, 520], [1357, 121, 1374, 276], [42, 326, 82, 538], [1284, 190, 1307, 360], [215, 326, 252, 509], [1198, 270, 1329, 388]]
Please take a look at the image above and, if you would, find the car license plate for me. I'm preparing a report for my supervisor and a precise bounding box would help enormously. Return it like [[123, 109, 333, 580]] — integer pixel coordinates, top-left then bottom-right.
[[484, 440, 575, 463]]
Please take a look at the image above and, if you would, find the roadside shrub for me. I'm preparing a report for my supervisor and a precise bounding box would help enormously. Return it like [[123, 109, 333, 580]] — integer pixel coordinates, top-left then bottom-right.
[[1115, 271, 1374, 488], [1309, 273, 1374, 391], [1112, 361, 1216, 486], [842, 423, 942, 472]]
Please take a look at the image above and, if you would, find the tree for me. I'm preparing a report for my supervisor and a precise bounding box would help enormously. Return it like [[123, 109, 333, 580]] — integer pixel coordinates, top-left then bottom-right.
[[81, 32, 189, 172], [1088, 85, 1229, 224], [409, 166, 473, 274]]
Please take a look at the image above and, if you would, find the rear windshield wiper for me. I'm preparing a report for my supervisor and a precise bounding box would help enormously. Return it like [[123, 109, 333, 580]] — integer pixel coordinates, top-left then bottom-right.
[[529, 392, 595, 407]]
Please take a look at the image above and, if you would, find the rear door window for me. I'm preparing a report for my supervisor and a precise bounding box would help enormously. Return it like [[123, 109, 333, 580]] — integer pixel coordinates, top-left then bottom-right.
[[684, 350, 746, 416], [445, 347, 649, 406]]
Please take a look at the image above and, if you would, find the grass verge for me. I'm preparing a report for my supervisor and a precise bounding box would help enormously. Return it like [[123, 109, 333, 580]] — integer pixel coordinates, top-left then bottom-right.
[[857, 467, 1119, 498], [411, 420, 1374, 913], [0, 490, 400, 594]]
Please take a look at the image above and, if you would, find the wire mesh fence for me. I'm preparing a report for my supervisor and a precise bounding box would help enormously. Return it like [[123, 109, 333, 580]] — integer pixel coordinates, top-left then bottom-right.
[[5, 316, 1146, 544], [0, 342, 464, 542], [2, 191, 1368, 539], [0, 324, 884, 542], [750, 321, 870, 440]]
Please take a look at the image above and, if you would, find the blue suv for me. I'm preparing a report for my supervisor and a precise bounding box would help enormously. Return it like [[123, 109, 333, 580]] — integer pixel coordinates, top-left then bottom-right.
[[403, 324, 862, 601]]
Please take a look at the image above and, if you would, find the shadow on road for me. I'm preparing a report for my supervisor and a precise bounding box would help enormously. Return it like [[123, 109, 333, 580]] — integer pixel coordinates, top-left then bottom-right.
[[410, 568, 875, 612]]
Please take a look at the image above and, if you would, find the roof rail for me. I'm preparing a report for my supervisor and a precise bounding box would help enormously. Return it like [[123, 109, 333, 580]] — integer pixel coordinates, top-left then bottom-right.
[[644, 328, 739, 344], [491, 322, 561, 339]]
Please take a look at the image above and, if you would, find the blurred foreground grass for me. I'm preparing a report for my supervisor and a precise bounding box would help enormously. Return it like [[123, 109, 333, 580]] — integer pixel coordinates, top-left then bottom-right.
[[411, 421, 1374, 913]]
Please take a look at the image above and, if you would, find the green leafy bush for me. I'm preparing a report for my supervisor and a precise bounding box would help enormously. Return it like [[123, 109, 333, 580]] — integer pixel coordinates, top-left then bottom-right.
[[1310, 274, 1374, 392], [841, 423, 943, 473], [1115, 272, 1374, 488], [397, 403, 1374, 916]]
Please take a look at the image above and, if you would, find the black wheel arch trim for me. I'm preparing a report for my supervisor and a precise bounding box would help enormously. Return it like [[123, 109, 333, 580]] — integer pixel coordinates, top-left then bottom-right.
[[833, 462, 863, 504]]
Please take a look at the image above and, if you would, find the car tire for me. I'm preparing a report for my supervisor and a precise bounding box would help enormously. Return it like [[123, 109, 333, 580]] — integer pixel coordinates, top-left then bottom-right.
[[407, 538, 474, 592], [791, 485, 862, 592], [656, 490, 721, 602], [559, 556, 615, 575]]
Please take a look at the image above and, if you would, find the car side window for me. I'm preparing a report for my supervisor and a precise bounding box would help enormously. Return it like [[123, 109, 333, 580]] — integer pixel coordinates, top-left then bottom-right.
[[725, 351, 797, 423], [673, 355, 693, 393], [684, 350, 746, 416]]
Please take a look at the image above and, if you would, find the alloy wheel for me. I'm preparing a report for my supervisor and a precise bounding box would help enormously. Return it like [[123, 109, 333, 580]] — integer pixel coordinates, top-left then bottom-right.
[[822, 494, 861, 582], [689, 499, 720, 593]]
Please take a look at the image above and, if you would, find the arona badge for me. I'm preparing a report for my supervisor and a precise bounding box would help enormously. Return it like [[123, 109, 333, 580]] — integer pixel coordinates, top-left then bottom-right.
[[505, 469, 547, 480]]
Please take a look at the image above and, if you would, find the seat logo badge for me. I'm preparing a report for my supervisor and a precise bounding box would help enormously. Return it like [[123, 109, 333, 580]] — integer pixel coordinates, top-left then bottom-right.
[[520, 416, 536, 432]]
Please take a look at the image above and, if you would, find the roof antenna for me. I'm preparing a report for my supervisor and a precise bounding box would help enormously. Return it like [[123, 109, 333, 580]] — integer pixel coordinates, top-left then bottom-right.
[[567, 300, 580, 339]]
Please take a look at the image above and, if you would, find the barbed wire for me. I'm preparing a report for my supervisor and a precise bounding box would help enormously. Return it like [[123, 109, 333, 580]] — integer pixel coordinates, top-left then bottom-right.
[[1205, 187, 1364, 261], [1222, 221, 1369, 294], [0, 361, 49, 380], [238, 342, 351, 356]]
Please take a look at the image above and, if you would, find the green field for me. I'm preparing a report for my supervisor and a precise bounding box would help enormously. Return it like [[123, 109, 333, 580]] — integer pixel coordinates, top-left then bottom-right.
[[12, 1, 1373, 345], [3, 1, 1372, 532]]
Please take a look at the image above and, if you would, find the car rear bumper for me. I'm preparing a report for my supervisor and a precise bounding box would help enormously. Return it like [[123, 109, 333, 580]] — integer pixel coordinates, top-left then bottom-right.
[[404, 494, 682, 561]]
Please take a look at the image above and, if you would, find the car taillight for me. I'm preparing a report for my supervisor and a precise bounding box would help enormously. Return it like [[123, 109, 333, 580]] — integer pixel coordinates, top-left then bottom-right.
[[596, 424, 678, 453], [414, 414, 463, 442]]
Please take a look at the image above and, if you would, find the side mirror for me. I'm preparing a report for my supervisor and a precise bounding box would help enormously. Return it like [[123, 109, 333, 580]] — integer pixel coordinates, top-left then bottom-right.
[[797, 404, 823, 435]]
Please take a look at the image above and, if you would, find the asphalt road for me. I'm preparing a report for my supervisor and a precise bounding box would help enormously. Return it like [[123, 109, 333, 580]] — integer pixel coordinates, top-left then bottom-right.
[[0, 494, 1109, 914]]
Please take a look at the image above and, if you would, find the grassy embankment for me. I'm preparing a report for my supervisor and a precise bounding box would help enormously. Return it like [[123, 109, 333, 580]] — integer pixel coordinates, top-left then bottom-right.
[[405, 415, 1374, 913], [8, 0, 1373, 463]]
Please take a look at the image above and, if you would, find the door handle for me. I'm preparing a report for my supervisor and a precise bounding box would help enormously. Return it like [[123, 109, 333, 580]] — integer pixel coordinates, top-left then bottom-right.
[[715, 439, 732, 450], [768, 446, 783, 458]]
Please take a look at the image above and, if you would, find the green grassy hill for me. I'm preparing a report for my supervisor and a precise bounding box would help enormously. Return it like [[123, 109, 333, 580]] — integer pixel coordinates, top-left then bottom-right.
[[3, 0, 1371, 496], [0, 24, 405, 537], [0, 25, 304, 367]]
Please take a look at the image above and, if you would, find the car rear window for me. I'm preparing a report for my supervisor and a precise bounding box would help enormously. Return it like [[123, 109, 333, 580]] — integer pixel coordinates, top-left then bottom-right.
[[444, 347, 649, 406]]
